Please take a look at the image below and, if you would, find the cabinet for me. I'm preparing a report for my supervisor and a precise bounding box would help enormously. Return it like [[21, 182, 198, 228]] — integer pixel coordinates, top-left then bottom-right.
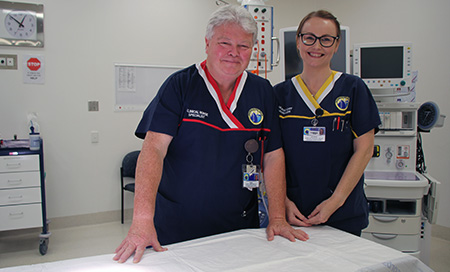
[[0, 142, 50, 255], [362, 197, 424, 254], [362, 103, 436, 262], [362, 170, 432, 261]]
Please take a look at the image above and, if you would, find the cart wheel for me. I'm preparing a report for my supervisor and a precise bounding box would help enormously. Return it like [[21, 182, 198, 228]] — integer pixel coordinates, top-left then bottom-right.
[[39, 238, 49, 255]]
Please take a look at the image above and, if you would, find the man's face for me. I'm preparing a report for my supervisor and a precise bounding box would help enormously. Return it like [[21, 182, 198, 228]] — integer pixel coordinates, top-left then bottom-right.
[[205, 22, 253, 81]]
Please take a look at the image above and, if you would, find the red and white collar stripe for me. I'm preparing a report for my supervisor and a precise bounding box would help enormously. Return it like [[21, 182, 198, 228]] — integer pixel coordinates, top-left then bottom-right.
[[196, 61, 247, 129]]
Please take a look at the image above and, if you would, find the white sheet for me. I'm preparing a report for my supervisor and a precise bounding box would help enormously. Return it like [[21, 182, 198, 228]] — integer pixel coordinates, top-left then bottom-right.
[[0, 226, 433, 272]]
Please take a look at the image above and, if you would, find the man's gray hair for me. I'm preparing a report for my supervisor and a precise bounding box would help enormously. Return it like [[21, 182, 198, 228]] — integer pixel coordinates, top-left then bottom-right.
[[206, 5, 258, 45]]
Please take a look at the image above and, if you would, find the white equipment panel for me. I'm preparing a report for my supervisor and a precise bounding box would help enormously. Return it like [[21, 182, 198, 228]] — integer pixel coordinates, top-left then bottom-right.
[[367, 103, 419, 173], [244, 4, 273, 73]]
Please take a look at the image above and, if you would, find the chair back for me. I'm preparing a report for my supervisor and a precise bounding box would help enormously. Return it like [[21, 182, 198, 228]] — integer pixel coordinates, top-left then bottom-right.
[[121, 150, 140, 178]]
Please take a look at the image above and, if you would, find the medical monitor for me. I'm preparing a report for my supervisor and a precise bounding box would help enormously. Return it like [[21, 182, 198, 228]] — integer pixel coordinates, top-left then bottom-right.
[[279, 26, 350, 81], [353, 42, 412, 89]]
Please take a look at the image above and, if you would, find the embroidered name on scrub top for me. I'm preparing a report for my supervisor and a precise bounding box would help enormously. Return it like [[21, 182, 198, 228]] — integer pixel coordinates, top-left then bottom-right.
[[291, 71, 342, 142]]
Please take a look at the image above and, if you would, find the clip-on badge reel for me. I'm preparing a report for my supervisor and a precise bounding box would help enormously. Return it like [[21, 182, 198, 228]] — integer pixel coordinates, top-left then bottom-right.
[[242, 139, 261, 191]]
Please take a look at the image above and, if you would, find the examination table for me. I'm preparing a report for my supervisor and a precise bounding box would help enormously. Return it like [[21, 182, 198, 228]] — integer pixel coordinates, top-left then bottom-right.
[[0, 226, 432, 272]]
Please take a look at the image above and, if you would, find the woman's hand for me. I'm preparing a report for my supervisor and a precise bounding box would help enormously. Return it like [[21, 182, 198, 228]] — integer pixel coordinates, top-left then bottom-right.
[[285, 197, 312, 227]]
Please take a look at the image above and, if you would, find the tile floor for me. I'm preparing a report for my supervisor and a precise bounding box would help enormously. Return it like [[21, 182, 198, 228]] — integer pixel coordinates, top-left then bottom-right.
[[0, 221, 449, 271]]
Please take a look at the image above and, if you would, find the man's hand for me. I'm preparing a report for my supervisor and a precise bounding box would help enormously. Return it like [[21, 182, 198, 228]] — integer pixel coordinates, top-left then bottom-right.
[[113, 223, 167, 263], [114, 131, 172, 263], [266, 217, 309, 242]]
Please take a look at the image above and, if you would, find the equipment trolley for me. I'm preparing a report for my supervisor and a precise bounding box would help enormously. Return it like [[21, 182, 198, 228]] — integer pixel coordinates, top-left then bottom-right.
[[0, 140, 50, 255]]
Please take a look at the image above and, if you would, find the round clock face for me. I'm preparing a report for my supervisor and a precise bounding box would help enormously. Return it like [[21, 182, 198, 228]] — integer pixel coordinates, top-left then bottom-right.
[[4, 10, 36, 39]]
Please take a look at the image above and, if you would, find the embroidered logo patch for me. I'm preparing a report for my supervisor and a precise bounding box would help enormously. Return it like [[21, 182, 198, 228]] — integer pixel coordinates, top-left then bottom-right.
[[335, 96, 350, 111], [278, 106, 292, 115], [248, 108, 264, 125]]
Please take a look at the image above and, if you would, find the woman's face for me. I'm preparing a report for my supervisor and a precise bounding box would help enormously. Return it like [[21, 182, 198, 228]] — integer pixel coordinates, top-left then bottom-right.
[[297, 17, 340, 70]]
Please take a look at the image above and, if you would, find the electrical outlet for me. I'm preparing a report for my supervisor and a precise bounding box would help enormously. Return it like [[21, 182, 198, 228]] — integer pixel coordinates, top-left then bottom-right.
[[0, 54, 18, 70], [7, 58, 14, 66]]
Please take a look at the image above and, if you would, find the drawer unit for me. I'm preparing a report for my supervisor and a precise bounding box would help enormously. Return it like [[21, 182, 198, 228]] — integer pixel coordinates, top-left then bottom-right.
[[0, 145, 50, 254], [0, 187, 42, 206], [362, 232, 421, 252], [363, 195, 425, 257], [0, 155, 39, 173], [0, 171, 41, 189], [364, 215, 421, 235], [0, 154, 42, 230], [0, 204, 43, 231]]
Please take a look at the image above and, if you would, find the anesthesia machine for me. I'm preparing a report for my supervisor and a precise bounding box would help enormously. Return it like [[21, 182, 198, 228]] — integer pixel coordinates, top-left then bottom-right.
[[353, 42, 444, 264]]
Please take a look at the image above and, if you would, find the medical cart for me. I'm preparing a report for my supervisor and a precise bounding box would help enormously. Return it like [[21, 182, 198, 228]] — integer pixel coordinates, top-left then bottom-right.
[[0, 140, 50, 255]]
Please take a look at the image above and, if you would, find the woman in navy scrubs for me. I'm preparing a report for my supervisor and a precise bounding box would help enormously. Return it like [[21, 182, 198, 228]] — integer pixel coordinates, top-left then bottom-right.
[[274, 10, 380, 236]]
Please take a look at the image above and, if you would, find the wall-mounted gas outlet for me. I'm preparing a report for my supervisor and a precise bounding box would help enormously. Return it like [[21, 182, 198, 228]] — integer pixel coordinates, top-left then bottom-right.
[[0, 54, 18, 70], [88, 101, 99, 111]]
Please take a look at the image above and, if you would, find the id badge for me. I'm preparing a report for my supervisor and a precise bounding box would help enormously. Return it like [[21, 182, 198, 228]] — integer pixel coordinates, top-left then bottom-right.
[[242, 164, 260, 190], [303, 126, 326, 142]]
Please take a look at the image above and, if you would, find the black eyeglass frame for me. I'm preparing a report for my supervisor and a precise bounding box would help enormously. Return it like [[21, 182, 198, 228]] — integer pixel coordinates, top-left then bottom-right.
[[299, 33, 339, 48]]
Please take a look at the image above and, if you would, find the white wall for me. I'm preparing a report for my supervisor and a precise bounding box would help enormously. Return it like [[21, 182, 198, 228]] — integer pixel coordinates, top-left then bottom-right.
[[0, 0, 218, 219], [1, 0, 449, 227]]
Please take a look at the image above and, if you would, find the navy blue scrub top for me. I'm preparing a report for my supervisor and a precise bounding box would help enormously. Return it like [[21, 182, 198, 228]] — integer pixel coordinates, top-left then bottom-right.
[[136, 62, 282, 245], [274, 72, 381, 234]]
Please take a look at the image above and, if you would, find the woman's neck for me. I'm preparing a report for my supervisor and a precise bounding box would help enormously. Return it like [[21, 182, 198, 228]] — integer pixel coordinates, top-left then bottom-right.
[[301, 67, 332, 96]]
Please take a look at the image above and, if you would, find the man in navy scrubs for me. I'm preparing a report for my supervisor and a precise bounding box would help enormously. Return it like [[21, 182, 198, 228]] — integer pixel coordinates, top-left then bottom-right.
[[114, 5, 308, 264]]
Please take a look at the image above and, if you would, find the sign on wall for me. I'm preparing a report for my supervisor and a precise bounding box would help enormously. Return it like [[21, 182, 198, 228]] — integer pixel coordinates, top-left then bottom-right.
[[23, 54, 44, 84], [114, 64, 182, 112]]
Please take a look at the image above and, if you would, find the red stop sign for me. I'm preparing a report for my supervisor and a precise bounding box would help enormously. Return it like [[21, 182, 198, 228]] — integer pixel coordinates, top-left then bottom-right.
[[27, 58, 41, 71]]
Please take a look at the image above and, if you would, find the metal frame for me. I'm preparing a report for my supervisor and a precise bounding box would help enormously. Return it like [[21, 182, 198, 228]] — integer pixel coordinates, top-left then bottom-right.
[[0, 1, 44, 47]]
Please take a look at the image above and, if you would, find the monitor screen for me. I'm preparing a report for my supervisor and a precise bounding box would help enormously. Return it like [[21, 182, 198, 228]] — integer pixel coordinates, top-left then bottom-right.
[[279, 26, 350, 81], [360, 47, 403, 79], [353, 42, 412, 89]]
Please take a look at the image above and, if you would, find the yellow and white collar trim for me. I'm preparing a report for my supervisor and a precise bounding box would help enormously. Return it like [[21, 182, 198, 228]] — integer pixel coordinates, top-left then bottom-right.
[[291, 71, 342, 116]]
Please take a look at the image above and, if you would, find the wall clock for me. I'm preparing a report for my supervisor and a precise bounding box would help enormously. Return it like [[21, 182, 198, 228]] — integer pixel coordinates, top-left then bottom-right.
[[0, 1, 44, 47]]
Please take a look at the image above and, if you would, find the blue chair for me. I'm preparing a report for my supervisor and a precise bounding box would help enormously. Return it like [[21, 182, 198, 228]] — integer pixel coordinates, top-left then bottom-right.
[[120, 150, 140, 224]]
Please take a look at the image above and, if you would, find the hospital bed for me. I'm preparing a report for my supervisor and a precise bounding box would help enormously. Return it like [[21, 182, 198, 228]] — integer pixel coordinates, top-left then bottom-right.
[[0, 226, 432, 272]]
